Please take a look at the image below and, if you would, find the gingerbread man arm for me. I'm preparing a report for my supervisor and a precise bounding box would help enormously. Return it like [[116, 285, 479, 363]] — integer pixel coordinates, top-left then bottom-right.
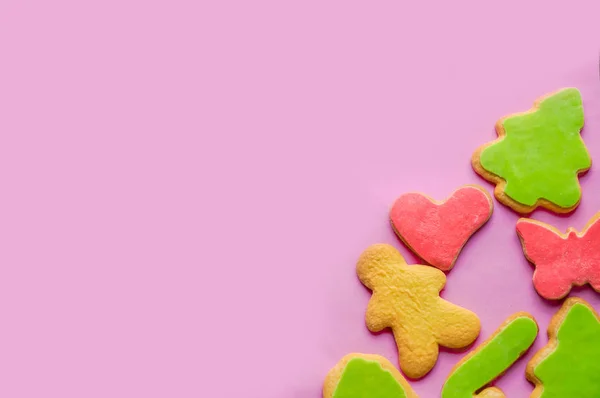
[[365, 292, 395, 332], [431, 298, 481, 348], [409, 263, 446, 293]]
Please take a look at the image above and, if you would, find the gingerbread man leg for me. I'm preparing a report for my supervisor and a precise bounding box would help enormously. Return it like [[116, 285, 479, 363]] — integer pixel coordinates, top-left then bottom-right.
[[394, 325, 439, 379]]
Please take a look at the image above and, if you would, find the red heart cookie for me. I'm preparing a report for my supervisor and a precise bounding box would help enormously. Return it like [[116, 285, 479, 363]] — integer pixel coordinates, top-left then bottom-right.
[[390, 185, 493, 271]]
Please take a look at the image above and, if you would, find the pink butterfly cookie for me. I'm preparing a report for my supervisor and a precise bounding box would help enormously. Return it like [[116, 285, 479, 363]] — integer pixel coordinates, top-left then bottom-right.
[[516, 213, 600, 300], [390, 185, 493, 272]]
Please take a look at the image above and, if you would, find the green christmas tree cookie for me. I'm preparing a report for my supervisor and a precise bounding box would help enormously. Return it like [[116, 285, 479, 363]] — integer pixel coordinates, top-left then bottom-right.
[[527, 297, 600, 397], [472, 88, 590, 214]]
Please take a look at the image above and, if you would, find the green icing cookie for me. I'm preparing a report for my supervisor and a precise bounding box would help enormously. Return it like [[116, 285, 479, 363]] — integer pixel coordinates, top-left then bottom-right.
[[475, 88, 590, 212], [441, 314, 538, 398], [529, 299, 600, 398], [333, 358, 408, 398]]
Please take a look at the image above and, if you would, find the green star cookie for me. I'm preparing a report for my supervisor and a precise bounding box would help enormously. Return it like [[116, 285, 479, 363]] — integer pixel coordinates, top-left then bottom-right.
[[527, 298, 600, 398], [472, 88, 590, 214]]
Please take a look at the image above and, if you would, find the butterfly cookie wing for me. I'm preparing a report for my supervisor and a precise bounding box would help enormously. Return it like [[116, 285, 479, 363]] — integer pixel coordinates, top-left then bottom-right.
[[516, 219, 574, 300], [579, 214, 600, 292]]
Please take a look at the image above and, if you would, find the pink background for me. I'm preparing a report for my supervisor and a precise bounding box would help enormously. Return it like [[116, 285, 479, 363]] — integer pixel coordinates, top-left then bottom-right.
[[1, 0, 600, 397]]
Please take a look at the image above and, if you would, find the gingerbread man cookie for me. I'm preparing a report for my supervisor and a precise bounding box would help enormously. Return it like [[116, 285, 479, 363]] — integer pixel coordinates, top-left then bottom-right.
[[357, 244, 481, 379]]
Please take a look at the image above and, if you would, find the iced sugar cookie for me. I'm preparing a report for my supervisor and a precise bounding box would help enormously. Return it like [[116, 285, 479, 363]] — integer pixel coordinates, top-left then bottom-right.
[[323, 354, 418, 398], [390, 185, 493, 272], [357, 244, 481, 379], [472, 88, 590, 214], [442, 313, 538, 398], [516, 213, 600, 300], [527, 298, 600, 397]]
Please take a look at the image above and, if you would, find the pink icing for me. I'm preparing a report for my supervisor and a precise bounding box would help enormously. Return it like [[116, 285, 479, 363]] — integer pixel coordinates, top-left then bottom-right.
[[516, 218, 600, 300], [390, 186, 492, 271]]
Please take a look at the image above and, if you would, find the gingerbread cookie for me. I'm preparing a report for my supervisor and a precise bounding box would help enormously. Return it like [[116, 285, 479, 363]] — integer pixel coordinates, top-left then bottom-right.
[[390, 185, 493, 272], [357, 244, 480, 379], [516, 213, 600, 300], [472, 88, 591, 214], [442, 312, 538, 398], [527, 297, 600, 397], [323, 354, 418, 398]]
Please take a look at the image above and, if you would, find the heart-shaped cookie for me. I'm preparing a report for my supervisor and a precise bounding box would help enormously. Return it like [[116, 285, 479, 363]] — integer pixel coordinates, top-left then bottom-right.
[[390, 185, 493, 271]]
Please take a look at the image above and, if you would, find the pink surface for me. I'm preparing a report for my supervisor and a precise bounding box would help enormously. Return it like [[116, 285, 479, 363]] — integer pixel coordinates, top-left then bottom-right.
[[1, 1, 600, 397], [390, 186, 492, 271]]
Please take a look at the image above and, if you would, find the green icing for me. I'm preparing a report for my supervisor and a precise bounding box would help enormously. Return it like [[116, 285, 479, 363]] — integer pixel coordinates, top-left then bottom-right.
[[441, 316, 538, 398], [333, 358, 407, 398], [479, 88, 590, 208], [534, 303, 600, 397]]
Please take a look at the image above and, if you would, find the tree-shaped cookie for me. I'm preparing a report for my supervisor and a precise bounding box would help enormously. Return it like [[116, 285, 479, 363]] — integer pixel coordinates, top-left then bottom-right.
[[527, 297, 600, 397], [323, 354, 418, 398], [357, 244, 481, 379], [472, 88, 591, 214]]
